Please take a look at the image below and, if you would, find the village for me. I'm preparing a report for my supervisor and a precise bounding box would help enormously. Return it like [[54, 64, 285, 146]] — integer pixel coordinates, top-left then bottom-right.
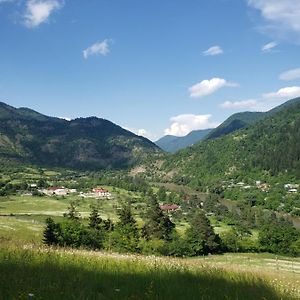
[[223, 179, 299, 194], [18, 184, 184, 215], [38, 186, 113, 199]]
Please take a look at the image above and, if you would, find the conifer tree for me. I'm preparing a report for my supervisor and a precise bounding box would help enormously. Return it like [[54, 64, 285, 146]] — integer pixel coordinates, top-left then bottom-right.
[[142, 196, 175, 241], [43, 217, 60, 246], [64, 201, 80, 220], [185, 210, 221, 256], [89, 205, 102, 229], [109, 205, 139, 252]]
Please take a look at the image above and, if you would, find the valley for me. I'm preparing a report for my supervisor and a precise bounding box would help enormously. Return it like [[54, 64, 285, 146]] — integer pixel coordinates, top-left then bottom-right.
[[1, 99, 300, 299]]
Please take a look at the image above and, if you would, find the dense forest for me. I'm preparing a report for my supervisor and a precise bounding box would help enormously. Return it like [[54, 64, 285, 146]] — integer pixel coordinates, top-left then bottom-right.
[[0, 102, 161, 170], [160, 97, 300, 186]]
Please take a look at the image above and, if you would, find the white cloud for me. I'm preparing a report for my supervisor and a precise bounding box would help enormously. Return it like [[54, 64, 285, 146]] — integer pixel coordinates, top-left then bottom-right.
[[83, 40, 110, 59], [247, 0, 300, 36], [220, 99, 258, 109], [279, 68, 300, 81], [203, 46, 223, 56], [164, 114, 219, 137], [24, 0, 63, 28], [261, 41, 277, 52], [263, 86, 300, 100], [219, 86, 300, 113], [58, 116, 71, 121], [189, 78, 238, 98], [123, 126, 155, 141]]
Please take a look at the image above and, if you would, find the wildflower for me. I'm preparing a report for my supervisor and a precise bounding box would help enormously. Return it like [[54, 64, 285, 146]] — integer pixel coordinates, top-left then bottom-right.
[[115, 289, 120, 292], [28, 293, 34, 297]]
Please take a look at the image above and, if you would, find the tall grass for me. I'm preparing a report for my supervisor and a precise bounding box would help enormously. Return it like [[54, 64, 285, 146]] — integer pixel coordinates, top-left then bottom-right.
[[0, 247, 296, 300]]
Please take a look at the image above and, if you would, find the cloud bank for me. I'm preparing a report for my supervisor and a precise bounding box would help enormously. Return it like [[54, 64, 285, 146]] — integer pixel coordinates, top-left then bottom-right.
[[164, 114, 219, 137]]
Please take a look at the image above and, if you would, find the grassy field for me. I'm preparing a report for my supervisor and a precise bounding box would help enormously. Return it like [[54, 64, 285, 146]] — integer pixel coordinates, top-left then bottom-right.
[[1, 188, 300, 299], [0, 245, 299, 300]]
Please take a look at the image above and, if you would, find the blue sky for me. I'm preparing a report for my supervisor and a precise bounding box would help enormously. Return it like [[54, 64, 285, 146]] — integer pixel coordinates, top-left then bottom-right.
[[0, 0, 300, 140]]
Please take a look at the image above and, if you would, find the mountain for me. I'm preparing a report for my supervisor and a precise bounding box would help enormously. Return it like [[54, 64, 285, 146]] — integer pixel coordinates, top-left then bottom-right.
[[155, 129, 212, 153], [160, 97, 300, 186], [0, 102, 161, 169], [205, 112, 265, 140], [205, 97, 300, 142]]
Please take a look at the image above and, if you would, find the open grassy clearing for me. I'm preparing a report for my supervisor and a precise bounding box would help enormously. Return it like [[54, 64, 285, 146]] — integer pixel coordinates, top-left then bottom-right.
[[0, 190, 272, 247], [0, 187, 154, 245], [0, 184, 299, 299], [0, 246, 299, 300], [0, 186, 143, 217], [0, 216, 44, 244]]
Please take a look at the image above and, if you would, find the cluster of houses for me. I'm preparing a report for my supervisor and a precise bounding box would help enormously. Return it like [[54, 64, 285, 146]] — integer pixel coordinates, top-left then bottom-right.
[[255, 181, 270, 192], [40, 187, 77, 196], [80, 188, 112, 199], [37, 186, 112, 199], [224, 179, 299, 194], [225, 180, 270, 192]]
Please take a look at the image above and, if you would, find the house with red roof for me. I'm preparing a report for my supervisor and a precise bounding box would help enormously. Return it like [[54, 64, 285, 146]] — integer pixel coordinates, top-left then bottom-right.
[[160, 204, 180, 213], [92, 187, 112, 198]]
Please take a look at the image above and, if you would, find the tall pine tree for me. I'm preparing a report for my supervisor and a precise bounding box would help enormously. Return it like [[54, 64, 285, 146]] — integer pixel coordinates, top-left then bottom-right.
[[109, 205, 140, 252], [142, 196, 175, 241], [185, 210, 222, 256], [43, 217, 60, 246]]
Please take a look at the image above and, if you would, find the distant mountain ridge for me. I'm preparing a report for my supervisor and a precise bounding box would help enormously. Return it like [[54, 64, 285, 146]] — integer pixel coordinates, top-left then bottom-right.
[[205, 112, 265, 140], [155, 129, 212, 153], [160, 97, 300, 186], [205, 97, 300, 141], [155, 98, 300, 154], [0, 102, 161, 169]]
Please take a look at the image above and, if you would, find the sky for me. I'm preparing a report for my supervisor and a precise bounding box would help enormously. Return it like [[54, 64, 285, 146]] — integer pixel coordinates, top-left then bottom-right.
[[0, 0, 300, 141]]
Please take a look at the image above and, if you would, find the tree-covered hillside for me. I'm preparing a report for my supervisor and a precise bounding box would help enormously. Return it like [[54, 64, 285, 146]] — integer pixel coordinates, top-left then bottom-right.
[[205, 97, 300, 142], [0, 102, 161, 169], [205, 112, 265, 140], [161, 98, 300, 186]]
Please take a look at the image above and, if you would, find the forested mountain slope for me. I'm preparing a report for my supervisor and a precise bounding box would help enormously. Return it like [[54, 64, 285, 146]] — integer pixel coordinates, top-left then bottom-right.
[[205, 97, 300, 141], [161, 98, 300, 186], [0, 102, 161, 169]]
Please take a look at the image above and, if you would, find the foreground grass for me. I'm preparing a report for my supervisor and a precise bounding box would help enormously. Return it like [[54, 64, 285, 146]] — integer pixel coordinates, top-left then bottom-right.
[[0, 247, 298, 300]]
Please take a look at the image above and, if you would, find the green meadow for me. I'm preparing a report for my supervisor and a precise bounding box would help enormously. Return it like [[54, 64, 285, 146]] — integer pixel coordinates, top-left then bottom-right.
[[1, 246, 299, 300], [0, 190, 300, 299]]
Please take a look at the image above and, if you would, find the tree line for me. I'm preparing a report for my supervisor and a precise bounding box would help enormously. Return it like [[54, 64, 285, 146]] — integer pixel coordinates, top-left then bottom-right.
[[43, 194, 300, 257], [43, 196, 223, 257]]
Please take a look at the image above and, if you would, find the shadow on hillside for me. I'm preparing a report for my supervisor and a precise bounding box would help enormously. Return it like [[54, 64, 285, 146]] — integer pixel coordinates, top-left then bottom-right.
[[0, 251, 292, 300]]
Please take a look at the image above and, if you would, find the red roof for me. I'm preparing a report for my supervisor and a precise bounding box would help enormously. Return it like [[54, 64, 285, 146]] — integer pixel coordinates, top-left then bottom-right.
[[160, 204, 180, 211], [93, 188, 108, 193], [48, 187, 64, 191]]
